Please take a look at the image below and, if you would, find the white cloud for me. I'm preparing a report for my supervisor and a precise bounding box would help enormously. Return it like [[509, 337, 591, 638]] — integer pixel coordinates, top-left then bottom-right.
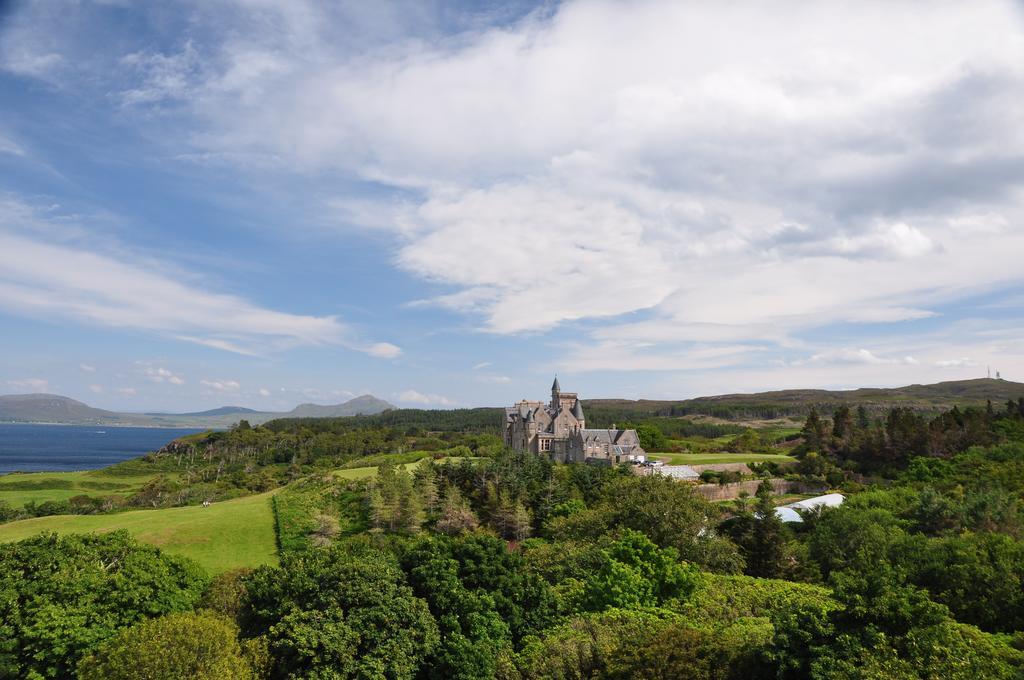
[[115, 387, 136, 396], [0, 198, 400, 357], [363, 342, 402, 359], [6, 377, 48, 391], [201, 379, 241, 392], [79, 363, 96, 372], [258, 387, 271, 397], [476, 374, 511, 384], [936, 357, 977, 368], [397, 389, 454, 406], [132, 0, 1024, 354], [6, 0, 1024, 386], [801, 348, 919, 366], [88, 384, 103, 393], [141, 366, 185, 385], [472, 362, 492, 370], [0, 134, 26, 157]]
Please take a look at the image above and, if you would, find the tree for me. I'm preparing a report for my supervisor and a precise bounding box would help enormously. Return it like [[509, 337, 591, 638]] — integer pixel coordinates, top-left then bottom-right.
[[241, 544, 439, 679], [831, 405, 853, 442], [583, 530, 698, 611], [200, 568, 253, 621], [800, 407, 827, 453], [414, 459, 440, 513], [722, 482, 791, 579], [77, 611, 251, 680], [370, 463, 424, 533], [0, 531, 206, 679], [435, 484, 480, 535], [549, 475, 743, 573]]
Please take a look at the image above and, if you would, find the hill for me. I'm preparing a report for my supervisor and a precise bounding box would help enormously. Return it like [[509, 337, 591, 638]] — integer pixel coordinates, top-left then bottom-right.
[[0, 393, 395, 428], [146, 406, 260, 417], [285, 395, 395, 418], [0, 394, 134, 425], [583, 378, 1024, 422], [0, 491, 278, 573]]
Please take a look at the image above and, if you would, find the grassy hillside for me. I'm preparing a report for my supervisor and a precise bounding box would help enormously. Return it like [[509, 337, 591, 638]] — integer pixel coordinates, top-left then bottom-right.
[[0, 491, 278, 573], [0, 469, 167, 507], [586, 378, 1024, 421]]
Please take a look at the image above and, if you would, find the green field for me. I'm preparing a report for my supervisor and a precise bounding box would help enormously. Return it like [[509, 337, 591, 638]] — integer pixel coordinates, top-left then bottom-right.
[[0, 469, 168, 507], [0, 491, 278, 573], [650, 452, 796, 465], [332, 457, 476, 480]]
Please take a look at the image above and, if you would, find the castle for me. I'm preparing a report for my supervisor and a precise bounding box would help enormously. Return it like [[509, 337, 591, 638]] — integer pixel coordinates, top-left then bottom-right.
[[504, 378, 646, 465]]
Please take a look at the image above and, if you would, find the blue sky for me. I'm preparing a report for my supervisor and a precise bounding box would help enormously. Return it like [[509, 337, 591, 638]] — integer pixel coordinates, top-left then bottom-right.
[[1, 0, 1023, 412]]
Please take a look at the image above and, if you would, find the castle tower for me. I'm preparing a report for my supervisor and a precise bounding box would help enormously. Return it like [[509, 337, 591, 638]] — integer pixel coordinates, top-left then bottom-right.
[[551, 376, 561, 408], [572, 399, 585, 430]]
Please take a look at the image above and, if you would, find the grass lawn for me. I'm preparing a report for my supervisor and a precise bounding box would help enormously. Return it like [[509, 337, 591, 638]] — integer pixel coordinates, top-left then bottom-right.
[[0, 469, 169, 508], [0, 491, 279, 574], [332, 457, 476, 481], [650, 452, 796, 465]]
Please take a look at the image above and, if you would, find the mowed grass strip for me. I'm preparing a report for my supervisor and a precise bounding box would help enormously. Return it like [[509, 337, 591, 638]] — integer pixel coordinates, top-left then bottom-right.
[[0, 470, 169, 507], [0, 491, 279, 574], [650, 452, 796, 465]]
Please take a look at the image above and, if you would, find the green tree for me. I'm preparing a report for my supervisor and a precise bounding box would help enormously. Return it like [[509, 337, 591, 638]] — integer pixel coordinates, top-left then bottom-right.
[[0, 531, 206, 679], [77, 611, 251, 680], [723, 482, 791, 578], [435, 483, 480, 535], [583, 530, 698, 611], [549, 475, 743, 573], [241, 543, 439, 679]]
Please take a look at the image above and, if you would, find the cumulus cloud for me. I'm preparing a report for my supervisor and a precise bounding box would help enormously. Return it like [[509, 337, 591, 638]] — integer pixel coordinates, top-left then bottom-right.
[[141, 366, 186, 385], [397, 389, 454, 406], [258, 387, 271, 397], [115, 0, 1024, 363], [201, 379, 241, 392], [6, 0, 1024, 382]]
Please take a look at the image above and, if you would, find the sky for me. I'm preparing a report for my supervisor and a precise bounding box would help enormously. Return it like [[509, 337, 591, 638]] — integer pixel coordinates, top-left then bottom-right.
[[1, 0, 1023, 412]]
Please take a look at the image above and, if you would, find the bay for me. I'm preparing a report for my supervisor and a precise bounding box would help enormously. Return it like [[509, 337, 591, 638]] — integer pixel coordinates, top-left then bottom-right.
[[0, 423, 205, 473]]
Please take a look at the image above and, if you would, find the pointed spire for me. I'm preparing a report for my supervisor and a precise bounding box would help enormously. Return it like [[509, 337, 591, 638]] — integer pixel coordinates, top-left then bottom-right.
[[572, 399, 585, 421], [551, 375, 561, 393]]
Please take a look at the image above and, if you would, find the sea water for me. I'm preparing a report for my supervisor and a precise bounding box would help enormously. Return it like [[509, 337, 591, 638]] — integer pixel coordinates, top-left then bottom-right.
[[0, 423, 204, 473]]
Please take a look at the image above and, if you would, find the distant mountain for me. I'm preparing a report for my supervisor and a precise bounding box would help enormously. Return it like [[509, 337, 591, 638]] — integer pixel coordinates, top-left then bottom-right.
[[0, 394, 395, 428], [285, 395, 395, 419], [146, 406, 260, 417], [0, 394, 131, 425]]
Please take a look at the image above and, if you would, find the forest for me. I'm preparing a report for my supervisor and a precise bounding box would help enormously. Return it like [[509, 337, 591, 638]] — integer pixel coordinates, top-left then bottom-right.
[[2, 398, 1024, 678]]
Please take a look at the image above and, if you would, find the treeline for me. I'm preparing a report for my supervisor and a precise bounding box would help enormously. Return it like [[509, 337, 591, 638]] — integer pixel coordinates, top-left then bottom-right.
[[798, 398, 1024, 473], [264, 407, 505, 434]]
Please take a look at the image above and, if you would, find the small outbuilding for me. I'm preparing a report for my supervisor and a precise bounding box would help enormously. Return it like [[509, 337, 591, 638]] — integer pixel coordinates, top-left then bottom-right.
[[774, 493, 844, 523]]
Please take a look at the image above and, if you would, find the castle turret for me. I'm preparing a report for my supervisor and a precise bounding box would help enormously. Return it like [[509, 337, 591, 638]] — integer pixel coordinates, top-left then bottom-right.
[[572, 399, 585, 428]]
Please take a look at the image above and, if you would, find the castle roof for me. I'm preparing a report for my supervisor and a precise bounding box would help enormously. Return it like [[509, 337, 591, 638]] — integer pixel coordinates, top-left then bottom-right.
[[551, 376, 561, 392], [572, 400, 585, 420]]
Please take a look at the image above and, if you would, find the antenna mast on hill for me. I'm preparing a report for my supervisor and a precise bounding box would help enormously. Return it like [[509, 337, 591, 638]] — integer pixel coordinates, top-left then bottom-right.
[[988, 365, 992, 379]]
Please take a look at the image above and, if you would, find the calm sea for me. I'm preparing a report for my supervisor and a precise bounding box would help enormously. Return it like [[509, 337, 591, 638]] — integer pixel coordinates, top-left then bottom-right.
[[0, 423, 205, 473]]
